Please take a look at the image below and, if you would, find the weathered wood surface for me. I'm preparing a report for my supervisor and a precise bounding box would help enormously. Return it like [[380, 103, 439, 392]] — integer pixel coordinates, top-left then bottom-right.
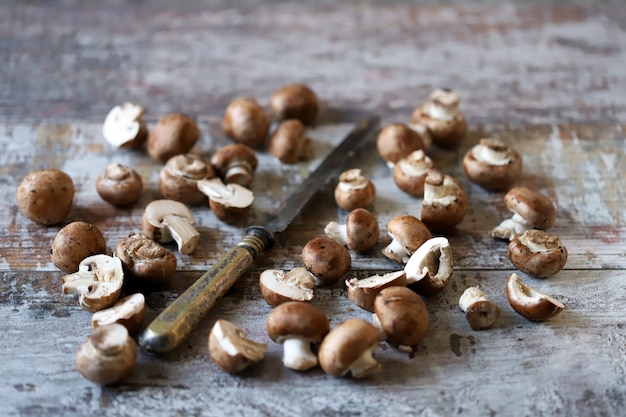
[[1, 2, 625, 416]]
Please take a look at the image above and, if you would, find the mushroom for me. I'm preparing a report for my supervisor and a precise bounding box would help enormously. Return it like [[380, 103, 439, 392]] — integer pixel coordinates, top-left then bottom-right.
[[222, 97, 270, 148], [208, 319, 267, 374], [75, 323, 137, 385], [381, 214, 432, 264], [259, 267, 315, 307], [91, 293, 146, 335], [210, 143, 258, 187], [392, 149, 434, 197], [324, 208, 380, 253], [346, 270, 407, 312], [266, 301, 330, 371], [102, 102, 147, 149], [147, 113, 201, 163], [318, 318, 381, 379], [459, 287, 501, 330], [491, 186, 557, 241], [159, 153, 215, 205], [506, 273, 565, 321], [142, 199, 200, 254], [51, 221, 107, 273], [372, 286, 429, 351], [115, 233, 177, 286], [268, 119, 312, 164], [508, 230, 568, 278], [16, 169, 75, 225], [333, 168, 376, 211], [197, 178, 254, 223], [420, 169, 467, 232], [269, 84, 319, 125], [96, 163, 143, 207], [463, 138, 523, 191], [403, 237, 454, 296], [376, 123, 425, 168], [301, 236, 352, 284], [410, 88, 467, 148], [61, 254, 124, 312]]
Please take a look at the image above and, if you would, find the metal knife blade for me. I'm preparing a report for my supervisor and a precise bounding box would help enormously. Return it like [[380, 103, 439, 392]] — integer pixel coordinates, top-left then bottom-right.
[[139, 116, 380, 354]]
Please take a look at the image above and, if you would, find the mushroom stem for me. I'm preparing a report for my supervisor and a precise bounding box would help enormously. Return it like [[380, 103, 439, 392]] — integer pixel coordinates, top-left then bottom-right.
[[348, 344, 381, 379], [424, 175, 456, 205], [472, 139, 511, 166], [223, 162, 253, 186], [381, 236, 411, 264], [491, 213, 532, 241], [163, 213, 201, 255], [458, 287, 488, 311], [324, 221, 348, 246], [282, 337, 318, 371]]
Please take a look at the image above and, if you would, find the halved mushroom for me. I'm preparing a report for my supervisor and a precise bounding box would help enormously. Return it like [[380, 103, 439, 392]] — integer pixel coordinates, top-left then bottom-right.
[[376, 123, 425, 168], [259, 267, 315, 307], [404, 237, 453, 296], [270, 84, 319, 125], [346, 270, 407, 312], [506, 273, 565, 321], [208, 319, 267, 374], [411, 88, 467, 149], [62, 254, 124, 312], [381, 214, 432, 264], [91, 293, 146, 335], [268, 119, 312, 164], [222, 97, 271, 148], [334, 169, 376, 211], [115, 233, 177, 286], [420, 169, 467, 232], [459, 287, 500, 330], [102, 102, 147, 149], [324, 208, 379, 253], [508, 230, 568, 278], [392, 149, 434, 197], [210, 143, 258, 187], [462, 138, 523, 191], [197, 178, 254, 223], [159, 153, 215, 205], [96, 163, 143, 207], [142, 199, 200, 254]]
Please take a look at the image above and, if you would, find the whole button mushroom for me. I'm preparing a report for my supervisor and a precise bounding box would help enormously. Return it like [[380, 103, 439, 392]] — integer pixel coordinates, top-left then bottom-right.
[[266, 301, 330, 371], [96, 163, 143, 207], [16, 169, 75, 225], [346, 270, 407, 312], [75, 323, 137, 385], [508, 229, 568, 278], [259, 267, 315, 307], [269, 84, 320, 126], [51, 221, 106, 273], [491, 186, 557, 241], [463, 138, 523, 191], [506, 273, 565, 322], [197, 178, 255, 224], [318, 318, 381, 379], [159, 153, 215, 205], [392, 149, 434, 197], [381, 214, 432, 264], [301, 236, 352, 284], [115, 233, 177, 286], [268, 119, 312, 164], [420, 169, 467, 232], [102, 102, 148, 149], [376, 123, 425, 168], [334, 168, 376, 211], [404, 237, 454, 297], [92, 293, 146, 335], [209, 319, 267, 374], [222, 97, 271, 148], [324, 208, 380, 253], [142, 199, 200, 255], [147, 113, 201, 163], [210, 143, 258, 187], [459, 287, 501, 331], [411, 88, 467, 148]]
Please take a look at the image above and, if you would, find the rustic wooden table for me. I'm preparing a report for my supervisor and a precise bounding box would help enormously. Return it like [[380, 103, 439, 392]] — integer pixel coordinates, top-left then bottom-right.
[[1, 1, 625, 416]]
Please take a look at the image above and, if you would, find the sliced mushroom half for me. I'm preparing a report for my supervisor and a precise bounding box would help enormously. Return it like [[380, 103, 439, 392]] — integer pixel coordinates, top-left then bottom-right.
[[506, 273, 565, 322], [197, 178, 254, 223], [259, 267, 315, 307], [404, 237, 453, 296], [62, 254, 124, 312]]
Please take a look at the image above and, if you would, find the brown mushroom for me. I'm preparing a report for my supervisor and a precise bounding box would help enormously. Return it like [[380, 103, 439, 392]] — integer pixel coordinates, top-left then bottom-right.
[[381, 214, 432, 264], [333, 168, 376, 211], [508, 229, 568, 278], [324, 208, 379, 253], [91, 293, 146, 335], [506, 273, 565, 321], [259, 267, 315, 307], [459, 287, 501, 330], [115, 233, 177, 286], [222, 97, 270, 148], [51, 221, 106, 273], [159, 153, 215, 205], [491, 186, 556, 241], [208, 319, 267, 374], [411, 88, 467, 148], [266, 301, 330, 371], [403, 237, 454, 297], [420, 169, 467, 232], [197, 178, 254, 223], [392, 150, 434, 197], [210, 143, 258, 187], [16, 169, 75, 225], [102, 102, 147, 149], [142, 199, 200, 254], [268, 119, 312, 164], [147, 113, 201, 163], [463, 138, 522, 191], [269, 84, 319, 125], [301, 237, 352, 284], [96, 163, 143, 207], [318, 318, 381, 379], [346, 270, 407, 312], [376, 123, 425, 167]]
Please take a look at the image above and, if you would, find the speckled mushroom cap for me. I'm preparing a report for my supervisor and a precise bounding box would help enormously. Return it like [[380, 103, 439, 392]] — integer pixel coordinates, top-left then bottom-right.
[[344, 208, 380, 253], [386, 214, 432, 254], [376, 123, 425, 166], [462, 138, 523, 191], [504, 187, 556, 229], [301, 237, 352, 283], [222, 97, 271, 148], [373, 286, 429, 347], [16, 169, 75, 225], [266, 301, 330, 343]]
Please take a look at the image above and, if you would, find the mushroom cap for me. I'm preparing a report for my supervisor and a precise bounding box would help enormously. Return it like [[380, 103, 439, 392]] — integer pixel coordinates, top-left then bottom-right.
[[506, 273, 565, 322], [266, 301, 330, 343], [91, 293, 146, 335], [16, 169, 75, 225], [504, 187, 556, 229], [420, 170, 467, 232], [270, 84, 320, 125], [465, 300, 501, 331], [259, 267, 315, 307], [51, 221, 106, 273], [346, 270, 407, 312], [147, 113, 201, 163], [392, 149, 434, 197], [334, 169, 376, 211], [222, 97, 271, 148], [462, 138, 523, 191], [159, 153, 214, 205], [318, 318, 380, 377], [268, 119, 312, 164], [386, 214, 432, 254], [208, 319, 267, 374], [115, 233, 177, 285], [96, 163, 143, 207], [376, 123, 425, 165], [373, 286, 429, 347], [210, 143, 258, 186], [404, 236, 454, 296], [508, 229, 568, 278], [344, 208, 380, 253], [301, 237, 352, 283]]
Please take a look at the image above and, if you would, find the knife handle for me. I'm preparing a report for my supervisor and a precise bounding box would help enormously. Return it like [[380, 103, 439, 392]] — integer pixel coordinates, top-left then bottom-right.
[[139, 226, 274, 354]]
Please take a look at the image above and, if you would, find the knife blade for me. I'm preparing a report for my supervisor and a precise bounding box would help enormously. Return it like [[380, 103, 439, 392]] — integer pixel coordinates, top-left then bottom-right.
[[139, 116, 380, 353]]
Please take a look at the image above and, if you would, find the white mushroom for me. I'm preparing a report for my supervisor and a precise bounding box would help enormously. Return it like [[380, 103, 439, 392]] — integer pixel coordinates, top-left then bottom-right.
[[102, 102, 147, 148], [142, 199, 200, 254], [62, 254, 124, 312], [197, 178, 254, 223], [404, 237, 453, 296]]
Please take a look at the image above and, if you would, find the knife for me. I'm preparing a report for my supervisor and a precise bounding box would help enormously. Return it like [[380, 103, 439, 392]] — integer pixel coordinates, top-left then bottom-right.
[[139, 116, 380, 353]]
